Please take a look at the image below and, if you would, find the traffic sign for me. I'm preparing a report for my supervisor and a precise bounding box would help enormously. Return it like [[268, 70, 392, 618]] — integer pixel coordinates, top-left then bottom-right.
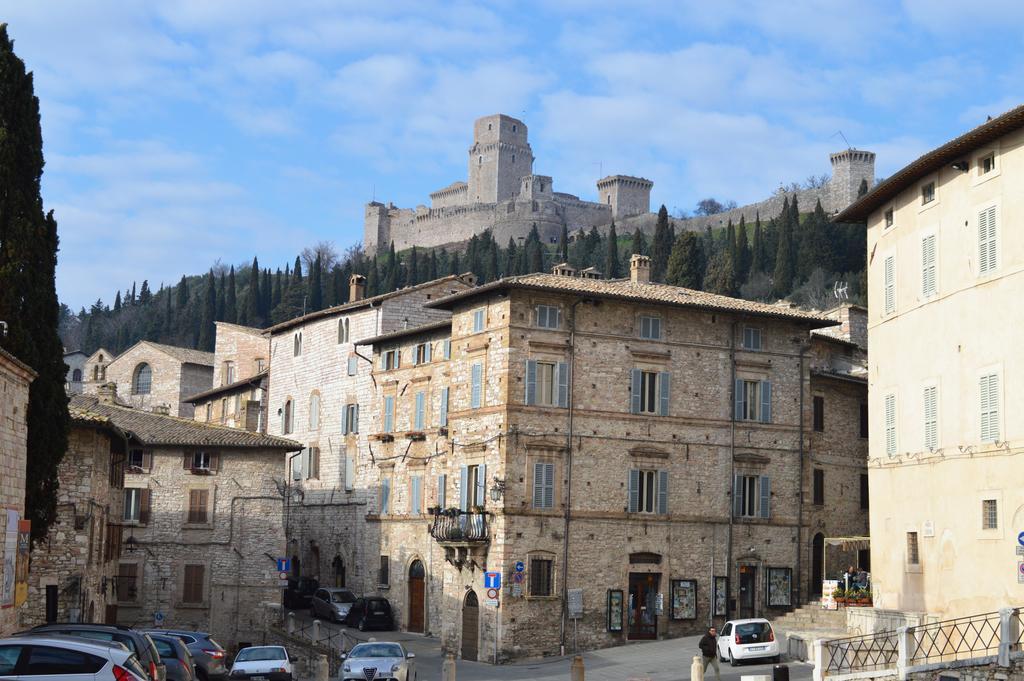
[[512, 572, 524, 584], [484, 571, 501, 590], [486, 588, 500, 599], [514, 561, 525, 573], [278, 572, 289, 581], [1019, 562, 1024, 584], [1018, 531, 1024, 547], [277, 557, 291, 572], [153, 611, 164, 626]]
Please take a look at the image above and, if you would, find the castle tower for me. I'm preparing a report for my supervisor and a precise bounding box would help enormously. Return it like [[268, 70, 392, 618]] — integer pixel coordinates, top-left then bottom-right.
[[829, 149, 876, 211], [596, 175, 654, 219], [467, 114, 534, 204]]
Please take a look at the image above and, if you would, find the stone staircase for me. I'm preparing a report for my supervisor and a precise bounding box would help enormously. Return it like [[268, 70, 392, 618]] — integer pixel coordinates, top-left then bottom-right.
[[770, 603, 849, 663]]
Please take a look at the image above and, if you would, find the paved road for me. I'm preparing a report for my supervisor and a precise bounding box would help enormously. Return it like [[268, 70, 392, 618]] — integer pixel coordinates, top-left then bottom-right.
[[292, 610, 814, 681]]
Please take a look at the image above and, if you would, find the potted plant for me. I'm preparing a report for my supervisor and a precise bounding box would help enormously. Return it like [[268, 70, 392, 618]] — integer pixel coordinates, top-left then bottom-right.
[[833, 585, 847, 605]]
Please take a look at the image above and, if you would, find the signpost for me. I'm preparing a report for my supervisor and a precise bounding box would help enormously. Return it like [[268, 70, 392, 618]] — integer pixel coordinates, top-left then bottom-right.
[[1018, 562, 1024, 585], [276, 558, 291, 573], [154, 611, 165, 627], [514, 561, 525, 573], [1018, 531, 1024, 547], [484, 572, 501, 606]]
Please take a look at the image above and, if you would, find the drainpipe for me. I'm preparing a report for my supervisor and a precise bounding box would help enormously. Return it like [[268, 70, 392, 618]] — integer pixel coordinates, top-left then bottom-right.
[[559, 298, 586, 656], [726, 321, 737, 618], [796, 343, 810, 606]]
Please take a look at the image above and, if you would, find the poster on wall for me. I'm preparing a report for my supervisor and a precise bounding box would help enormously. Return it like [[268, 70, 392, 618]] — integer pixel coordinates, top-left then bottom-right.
[[15, 520, 30, 607], [821, 580, 839, 610], [670, 579, 697, 620], [767, 567, 793, 607], [713, 576, 728, 617], [1, 509, 18, 608], [607, 590, 623, 632]]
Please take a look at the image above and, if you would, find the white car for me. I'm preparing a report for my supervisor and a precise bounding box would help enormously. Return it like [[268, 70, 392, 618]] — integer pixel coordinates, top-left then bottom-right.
[[341, 642, 416, 681], [228, 646, 292, 680], [717, 618, 781, 665], [0, 634, 149, 680]]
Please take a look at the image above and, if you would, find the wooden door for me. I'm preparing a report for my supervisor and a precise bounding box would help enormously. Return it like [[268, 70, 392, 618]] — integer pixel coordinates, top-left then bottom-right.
[[811, 533, 825, 597], [104, 604, 118, 625], [627, 572, 659, 640], [461, 590, 479, 660], [408, 560, 425, 633], [739, 565, 757, 618]]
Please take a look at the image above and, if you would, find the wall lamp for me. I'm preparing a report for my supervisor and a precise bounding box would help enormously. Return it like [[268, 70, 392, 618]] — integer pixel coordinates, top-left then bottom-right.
[[951, 160, 969, 172], [489, 476, 506, 502]]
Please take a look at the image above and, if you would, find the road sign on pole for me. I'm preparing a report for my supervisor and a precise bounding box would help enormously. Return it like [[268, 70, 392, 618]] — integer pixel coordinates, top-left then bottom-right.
[[514, 561, 525, 573], [484, 571, 501, 590], [1017, 531, 1024, 548], [276, 558, 291, 573], [1019, 562, 1024, 584]]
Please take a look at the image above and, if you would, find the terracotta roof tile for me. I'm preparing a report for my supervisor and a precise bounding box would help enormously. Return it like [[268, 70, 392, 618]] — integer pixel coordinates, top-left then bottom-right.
[[141, 341, 215, 366], [183, 371, 268, 403]]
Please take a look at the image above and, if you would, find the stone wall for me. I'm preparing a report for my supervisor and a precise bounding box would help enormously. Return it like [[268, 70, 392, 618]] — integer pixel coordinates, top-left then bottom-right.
[[116, 445, 285, 649], [193, 382, 265, 432], [21, 424, 123, 628], [0, 352, 33, 636], [82, 348, 112, 386], [213, 322, 269, 384], [178, 364, 214, 418], [64, 351, 87, 394], [96, 343, 213, 418]]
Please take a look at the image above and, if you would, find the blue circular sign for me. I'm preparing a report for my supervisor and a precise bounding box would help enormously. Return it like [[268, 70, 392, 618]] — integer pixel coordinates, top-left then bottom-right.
[[514, 561, 525, 573], [1018, 531, 1024, 547]]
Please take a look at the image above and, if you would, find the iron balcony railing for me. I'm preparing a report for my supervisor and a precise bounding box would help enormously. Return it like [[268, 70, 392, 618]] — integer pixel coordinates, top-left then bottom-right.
[[428, 508, 489, 543], [822, 630, 900, 676], [907, 610, 1002, 666]]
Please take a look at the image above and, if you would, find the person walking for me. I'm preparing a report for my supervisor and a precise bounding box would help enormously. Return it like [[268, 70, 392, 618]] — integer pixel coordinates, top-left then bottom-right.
[[699, 626, 722, 681]]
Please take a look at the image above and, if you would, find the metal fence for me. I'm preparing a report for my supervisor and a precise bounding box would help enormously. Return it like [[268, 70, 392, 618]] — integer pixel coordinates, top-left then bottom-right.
[[906, 611, 1002, 666], [821, 630, 900, 676]]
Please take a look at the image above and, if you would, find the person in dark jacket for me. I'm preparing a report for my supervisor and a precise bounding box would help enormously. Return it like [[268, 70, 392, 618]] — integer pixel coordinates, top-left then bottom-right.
[[699, 627, 721, 681]]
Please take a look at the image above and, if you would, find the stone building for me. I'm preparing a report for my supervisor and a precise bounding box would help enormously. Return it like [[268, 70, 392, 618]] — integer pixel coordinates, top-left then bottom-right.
[[86, 341, 214, 418], [364, 114, 652, 253], [82, 347, 113, 388], [265, 274, 474, 594], [835, 104, 1024, 630], [186, 322, 270, 431], [360, 257, 868, 660], [64, 349, 88, 394], [65, 391, 300, 649], [20, 391, 125, 628], [0, 348, 35, 636]]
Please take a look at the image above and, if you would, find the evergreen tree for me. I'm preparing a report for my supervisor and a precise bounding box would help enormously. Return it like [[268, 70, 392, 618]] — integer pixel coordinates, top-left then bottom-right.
[[0, 25, 70, 539], [198, 270, 216, 351], [406, 247, 419, 287], [558, 224, 569, 263], [796, 198, 831, 281], [665, 231, 705, 289], [584, 226, 601, 270], [163, 285, 173, 333], [225, 266, 237, 323], [604, 222, 621, 278], [736, 215, 751, 283], [631, 228, 648, 257], [857, 178, 869, 198], [261, 269, 272, 323], [366, 256, 380, 297], [215, 272, 226, 321], [773, 206, 796, 298], [271, 269, 283, 310], [504, 237, 518, 277], [751, 213, 766, 275], [651, 205, 673, 281], [428, 249, 438, 281], [330, 265, 345, 306], [526, 225, 544, 273], [309, 254, 323, 311], [129, 282, 136, 306], [293, 256, 303, 282], [176, 275, 189, 309], [246, 257, 261, 326], [705, 248, 738, 297], [383, 246, 398, 292], [139, 280, 152, 305], [486, 244, 499, 283], [449, 252, 461, 277], [113, 291, 122, 313]]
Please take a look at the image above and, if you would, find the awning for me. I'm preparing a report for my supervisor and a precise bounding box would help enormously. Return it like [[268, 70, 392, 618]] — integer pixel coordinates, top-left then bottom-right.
[[824, 536, 870, 551]]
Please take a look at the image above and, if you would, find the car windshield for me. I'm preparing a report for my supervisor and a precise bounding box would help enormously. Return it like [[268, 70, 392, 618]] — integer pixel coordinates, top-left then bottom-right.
[[236, 647, 286, 662], [331, 591, 355, 603], [153, 639, 177, 658], [736, 622, 771, 643], [69, 631, 138, 655], [350, 643, 403, 658], [207, 637, 223, 650]]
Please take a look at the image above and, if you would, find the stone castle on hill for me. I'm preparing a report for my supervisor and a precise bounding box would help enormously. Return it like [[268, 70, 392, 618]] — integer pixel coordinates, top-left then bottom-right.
[[363, 113, 876, 254]]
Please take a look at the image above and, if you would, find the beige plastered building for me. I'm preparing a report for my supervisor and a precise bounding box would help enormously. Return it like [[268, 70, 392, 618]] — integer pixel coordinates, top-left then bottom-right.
[[836, 105, 1024, 628]]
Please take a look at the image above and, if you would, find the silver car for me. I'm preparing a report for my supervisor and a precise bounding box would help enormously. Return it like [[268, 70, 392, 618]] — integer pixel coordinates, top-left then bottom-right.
[[340, 642, 416, 681], [0, 634, 150, 680], [310, 587, 356, 623]]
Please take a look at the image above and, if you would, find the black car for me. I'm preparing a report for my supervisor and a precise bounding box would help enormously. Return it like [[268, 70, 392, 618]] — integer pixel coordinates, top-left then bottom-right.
[[20, 623, 166, 681], [343, 597, 394, 631], [282, 576, 318, 609]]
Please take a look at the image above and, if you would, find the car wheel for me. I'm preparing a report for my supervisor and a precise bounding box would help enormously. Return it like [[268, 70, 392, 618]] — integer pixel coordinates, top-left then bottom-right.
[[357, 617, 367, 632], [729, 649, 738, 667]]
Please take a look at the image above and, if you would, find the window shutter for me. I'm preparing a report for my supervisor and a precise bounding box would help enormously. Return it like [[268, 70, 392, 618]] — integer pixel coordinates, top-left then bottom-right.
[[381, 478, 391, 514], [884, 255, 896, 314], [437, 474, 447, 508], [341, 405, 349, 435], [658, 372, 671, 416], [979, 206, 998, 274], [443, 340, 451, 360], [384, 397, 394, 432], [923, 385, 938, 450], [733, 475, 743, 518], [310, 448, 319, 479], [411, 477, 422, 514], [424, 343, 432, 363], [630, 369, 642, 414], [533, 462, 546, 508], [139, 489, 152, 524], [657, 470, 668, 514], [476, 464, 487, 507], [980, 374, 1000, 442], [352, 404, 359, 434], [345, 455, 354, 491], [922, 234, 937, 296], [184, 453, 192, 469], [628, 469, 640, 512], [471, 363, 482, 408], [760, 380, 772, 423], [543, 463, 554, 509], [557, 362, 569, 408], [759, 476, 771, 518], [415, 392, 425, 430], [459, 465, 469, 511], [525, 360, 537, 405], [734, 379, 745, 420], [142, 451, 153, 471], [885, 393, 897, 456], [209, 452, 220, 472], [439, 388, 449, 427]]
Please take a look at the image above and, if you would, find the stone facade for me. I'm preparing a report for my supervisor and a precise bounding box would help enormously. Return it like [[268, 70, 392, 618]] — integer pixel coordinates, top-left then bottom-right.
[[266, 275, 474, 597], [82, 347, 113, 390], [20, 416, 124, 628], [0, 349, 35, 636], [364, 262, 869, 661], [87, 341, 214, 418], [64, 350, 87, 394], [188, 323, 270, 431]]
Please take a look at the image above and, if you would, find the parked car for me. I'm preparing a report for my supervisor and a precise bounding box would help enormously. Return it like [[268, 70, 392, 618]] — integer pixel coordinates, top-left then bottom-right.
[[342, 597, 394, 632], [282, 577, 318, 609], [21, 623, 166, 681], [142, 630, 227, 681], [716, 618, 780, 665], [148, 633, 196, 681], [0, 634, 150, 680], [227, 645, 292, 680], [310, 587, 357, 623], [341, 641, 415, 681]]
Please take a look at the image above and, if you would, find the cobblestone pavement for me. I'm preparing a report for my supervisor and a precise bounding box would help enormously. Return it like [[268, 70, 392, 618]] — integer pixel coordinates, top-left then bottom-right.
[[292, 611, 814, 681]]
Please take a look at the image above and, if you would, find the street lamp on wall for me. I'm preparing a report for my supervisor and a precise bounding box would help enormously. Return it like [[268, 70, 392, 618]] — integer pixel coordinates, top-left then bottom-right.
[[489, 476, 506, 502]]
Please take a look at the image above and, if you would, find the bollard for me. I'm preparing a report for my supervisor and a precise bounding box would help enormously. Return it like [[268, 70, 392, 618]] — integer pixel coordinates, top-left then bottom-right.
[[286, 612, 295, 635], [773, 664, 789, 681], [571, 655, 585, 681], [441, 651, 457, 681], [315, 653, 328, 681], [691, 654, 704, 681], [313, 619, 321, 642]]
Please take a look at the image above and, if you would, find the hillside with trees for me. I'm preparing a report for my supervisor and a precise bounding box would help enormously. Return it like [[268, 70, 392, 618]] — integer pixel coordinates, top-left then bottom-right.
[[61, 199, 866, 356]]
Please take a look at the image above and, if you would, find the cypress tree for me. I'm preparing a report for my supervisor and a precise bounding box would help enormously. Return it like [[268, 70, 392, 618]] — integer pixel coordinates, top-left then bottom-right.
[[449, 252, 461, 277], [139, 280, 152, 305], [604, 222, 621, 278], [526, 225, 544, 273], [261, 268, 272, 321], [309, 254, 323, 311], [330, 265, 345, 306], [130, 282, 136, 306], [505, 237, 518, 277], [246, 257, 261, 326], [164, 285, 173, 334], [406, 247, 419, 287], [113, 291, 122, 313], [773, 207, 796, 298], [651, 205, 673, 281], [736, 215, 751, 283], [751, 213, 766, 275], [198, 270, 216, 351], [225, 266, 237, 323], [428, 249, 438, 281], [486, 244, 499, 283], [665, 231, 705, 289], [366, 256, 380, 297], [857, 178, 869, 198], [272, 269, 283, 310], [177, 275, 189, 309], [215, 272, 226, 321], [0, 24, 70, 539], [293, 256, 303, 282], [631, 228, 648, 257], [558, 224, 569, 263], [705, 248, 738, 297]]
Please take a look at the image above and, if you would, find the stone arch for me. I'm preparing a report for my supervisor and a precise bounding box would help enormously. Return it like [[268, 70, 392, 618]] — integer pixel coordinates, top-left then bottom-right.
[[461, 590, 479, 660], [407, 558, 426, 633], [331, 555, 345, 587]]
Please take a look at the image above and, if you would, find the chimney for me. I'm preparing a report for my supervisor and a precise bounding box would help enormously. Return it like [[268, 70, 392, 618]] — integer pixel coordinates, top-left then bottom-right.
[[97, 382, 117, 405], [580, 266, 602, 280], [349, 274, 366, 302], [151, 405, 170, 415], [551, 262, 576, 277], [630, 254, 651, 284]]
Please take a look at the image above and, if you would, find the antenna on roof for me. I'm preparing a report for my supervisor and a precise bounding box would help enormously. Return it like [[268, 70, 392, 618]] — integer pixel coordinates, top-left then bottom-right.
[[833, 280, 849, 301], [831, 130, 852, 149]]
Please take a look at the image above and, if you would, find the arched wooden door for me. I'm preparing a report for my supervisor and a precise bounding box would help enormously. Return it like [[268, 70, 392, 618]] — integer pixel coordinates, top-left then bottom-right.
[[408, 560, 425, 633], [332, 555, 345, 587], [811, 532, 825, 597], [461, 590, 479, 660]]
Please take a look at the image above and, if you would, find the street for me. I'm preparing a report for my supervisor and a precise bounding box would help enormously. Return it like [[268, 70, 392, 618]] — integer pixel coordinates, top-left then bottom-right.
[[294, 610, 814, 681]]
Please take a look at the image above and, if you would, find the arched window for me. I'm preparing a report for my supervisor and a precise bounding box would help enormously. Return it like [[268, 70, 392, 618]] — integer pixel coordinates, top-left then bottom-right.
[[72, 369, 82, 382], [338, 318, 349, 344], [132, 363, 152, 395], [283, 399, 294, 434], [93, 366, 99, 381], [293, 332, 303, 357], [309, 392, 321, 430]]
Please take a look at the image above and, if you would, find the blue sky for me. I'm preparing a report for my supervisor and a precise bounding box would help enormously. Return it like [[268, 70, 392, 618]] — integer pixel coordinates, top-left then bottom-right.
[[6, 1, 1023, 309]]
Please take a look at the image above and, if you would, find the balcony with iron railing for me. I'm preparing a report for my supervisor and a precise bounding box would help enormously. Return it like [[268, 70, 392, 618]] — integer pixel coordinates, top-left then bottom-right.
[[428, 508, 489, 570]]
